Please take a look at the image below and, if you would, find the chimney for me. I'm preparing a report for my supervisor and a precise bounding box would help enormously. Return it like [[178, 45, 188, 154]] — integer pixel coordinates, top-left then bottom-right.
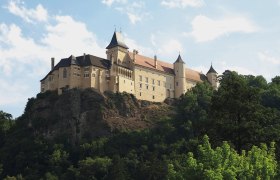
[[154, 55, 157, 69], [133, 49, 137, 62], [51, 57, 55, 70]]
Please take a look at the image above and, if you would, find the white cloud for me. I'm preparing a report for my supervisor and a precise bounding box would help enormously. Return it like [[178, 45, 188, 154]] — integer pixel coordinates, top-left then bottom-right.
[[161, 0, 204, 8], [185, 15, 258, 42], [127, 12, 142, 24], [116, 2, 147, 24], [0, 79, 28, 106], [150, 34, 156, 46], [149, 33, 183, 59], [0, 3, 106, 117], [6, 0, 48, 23], [42, 15, 105, 58], [0, 15, 105, 77], [123, 34, 153, 56], [101, 0, 127, 6], [158, 39, 183, 56], [109, 1, 149, 24], [258, 52, 280, 65]]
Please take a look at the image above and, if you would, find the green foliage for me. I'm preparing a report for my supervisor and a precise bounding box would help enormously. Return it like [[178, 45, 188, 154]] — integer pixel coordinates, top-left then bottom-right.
[[78, 157, 112, 179], [0, 72, 280, 179], [210, 71, 280, 152], [168, 135, 278, 180], [176, 82, 213, 137], [44, 172, 58, 180], [0, 111, 14, 146]]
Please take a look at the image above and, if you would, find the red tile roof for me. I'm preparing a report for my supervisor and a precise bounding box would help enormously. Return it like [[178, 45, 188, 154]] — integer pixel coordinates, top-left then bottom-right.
[[128, 52, 205, 82]]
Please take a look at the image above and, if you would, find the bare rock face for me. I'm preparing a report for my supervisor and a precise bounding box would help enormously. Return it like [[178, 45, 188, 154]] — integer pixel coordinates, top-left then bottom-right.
[[22, 88, 174, 145]]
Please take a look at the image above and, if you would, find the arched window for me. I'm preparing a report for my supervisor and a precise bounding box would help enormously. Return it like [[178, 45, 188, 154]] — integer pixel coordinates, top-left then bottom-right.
[[63, 68, 67, 78]]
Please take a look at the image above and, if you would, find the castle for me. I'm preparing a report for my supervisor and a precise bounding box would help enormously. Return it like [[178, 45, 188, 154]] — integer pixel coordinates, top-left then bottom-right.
[[40, 31, 218, 102]]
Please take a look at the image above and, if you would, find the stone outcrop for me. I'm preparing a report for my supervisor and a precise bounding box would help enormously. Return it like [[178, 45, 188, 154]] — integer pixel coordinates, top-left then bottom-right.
[[22, 88, 174, 145]]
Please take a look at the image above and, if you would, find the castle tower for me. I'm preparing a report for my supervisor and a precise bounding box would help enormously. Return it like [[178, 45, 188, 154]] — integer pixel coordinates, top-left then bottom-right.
[[207, 64, 218, 89], [106, 31, 129, 67], [174, 54, 186, 98]]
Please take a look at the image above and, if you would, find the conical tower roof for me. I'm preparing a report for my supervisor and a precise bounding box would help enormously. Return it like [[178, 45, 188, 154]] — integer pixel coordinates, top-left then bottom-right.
[[174, 54, 185, 63], [207, 64, 217, 74], [106, 31, 128, 49]]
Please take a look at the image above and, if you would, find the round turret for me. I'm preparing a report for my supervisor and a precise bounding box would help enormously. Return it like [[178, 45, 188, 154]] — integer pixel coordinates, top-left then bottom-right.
[[207, 64, 218, 89], [174, 54, 186, 98]]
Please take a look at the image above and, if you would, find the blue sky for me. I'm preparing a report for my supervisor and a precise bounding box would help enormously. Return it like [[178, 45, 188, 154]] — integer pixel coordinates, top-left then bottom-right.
[[0, 0, 279, 118]]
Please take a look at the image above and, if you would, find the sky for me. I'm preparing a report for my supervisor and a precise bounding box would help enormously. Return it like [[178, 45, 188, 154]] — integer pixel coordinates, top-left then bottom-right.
[[0, 0, 279, 118]]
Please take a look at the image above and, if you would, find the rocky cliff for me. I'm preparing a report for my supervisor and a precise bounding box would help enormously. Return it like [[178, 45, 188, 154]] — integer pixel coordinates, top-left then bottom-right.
[[20, 88, 174, 145]]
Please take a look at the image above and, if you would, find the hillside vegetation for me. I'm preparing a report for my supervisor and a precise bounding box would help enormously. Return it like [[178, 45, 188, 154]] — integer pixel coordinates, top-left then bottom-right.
[[0, 71, 280, 179]]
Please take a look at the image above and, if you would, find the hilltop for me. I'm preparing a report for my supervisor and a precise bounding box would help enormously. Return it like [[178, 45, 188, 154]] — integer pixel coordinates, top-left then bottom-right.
[[21, 88, 175, 144], [0, 72, 280, 179]]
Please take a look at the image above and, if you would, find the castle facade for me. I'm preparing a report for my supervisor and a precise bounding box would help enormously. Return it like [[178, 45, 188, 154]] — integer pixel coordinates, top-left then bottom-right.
[[40, 31, 217, 102]]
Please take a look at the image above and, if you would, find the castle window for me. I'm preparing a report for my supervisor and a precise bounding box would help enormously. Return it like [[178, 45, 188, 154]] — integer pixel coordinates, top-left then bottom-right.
[[140, 83, 142, 88], [158, 80, 160, 86], [131, 82, 133, 86], [153, 86, 155, 91], [140, 92, 142, 96], [152, 95, 155, 99], [105, 70, 109, 76], [84, 67, 90, 71], [146, 85, 148, 90], [84, 73, 89, 78], [139, 75, 142, 81], [63, 68, 67, 78], [152, 79, 155, 84], [145, 77, 148, 83]]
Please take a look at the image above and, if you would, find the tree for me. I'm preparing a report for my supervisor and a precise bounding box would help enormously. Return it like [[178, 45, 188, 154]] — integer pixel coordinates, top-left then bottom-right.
[[176, 82, 214, 138], [167, 135, 278, 180], [210, 71, 280, 152], [48, 144, 70, 176], [78, 157, 112, 179], [262, 76, 280, 110], [0, 111, 13, 144]]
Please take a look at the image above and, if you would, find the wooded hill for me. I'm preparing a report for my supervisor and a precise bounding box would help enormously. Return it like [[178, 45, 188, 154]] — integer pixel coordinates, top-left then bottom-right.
[[0, 70, 280, 179]]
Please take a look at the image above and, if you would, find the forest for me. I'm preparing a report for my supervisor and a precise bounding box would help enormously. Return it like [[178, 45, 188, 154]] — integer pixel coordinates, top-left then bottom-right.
[[0, 70, 280, 179]]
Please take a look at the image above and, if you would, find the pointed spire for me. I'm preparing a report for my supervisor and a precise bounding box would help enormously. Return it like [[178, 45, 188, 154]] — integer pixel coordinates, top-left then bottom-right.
[[207, 63, 217, 74], [106, 31, 128, 49], [175, 54, 185, 63]]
